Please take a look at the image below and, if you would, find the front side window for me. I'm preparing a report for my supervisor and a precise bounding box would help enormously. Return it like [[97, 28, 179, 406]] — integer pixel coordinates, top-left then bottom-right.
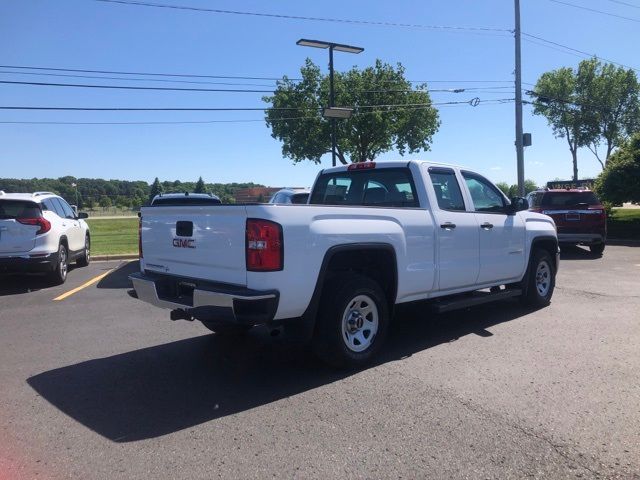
[[428, 168, 466, 211], [462, 173, 506, 212]]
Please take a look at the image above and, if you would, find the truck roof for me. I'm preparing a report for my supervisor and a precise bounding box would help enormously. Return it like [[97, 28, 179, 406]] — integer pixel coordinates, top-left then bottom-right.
[[320, 160, 463, 175]]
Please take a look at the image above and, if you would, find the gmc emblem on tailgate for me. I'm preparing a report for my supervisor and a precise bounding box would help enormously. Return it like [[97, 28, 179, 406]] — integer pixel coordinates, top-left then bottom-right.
[[172, 238, 195, 249]]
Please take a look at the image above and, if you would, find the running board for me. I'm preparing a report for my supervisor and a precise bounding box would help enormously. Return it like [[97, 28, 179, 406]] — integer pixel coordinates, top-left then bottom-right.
[[430, 289, 522, 314]]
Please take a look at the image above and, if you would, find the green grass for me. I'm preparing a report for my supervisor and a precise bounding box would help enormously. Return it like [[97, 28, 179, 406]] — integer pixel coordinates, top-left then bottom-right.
[[86, 217, 138, 256], [608, 208, 640, 240]]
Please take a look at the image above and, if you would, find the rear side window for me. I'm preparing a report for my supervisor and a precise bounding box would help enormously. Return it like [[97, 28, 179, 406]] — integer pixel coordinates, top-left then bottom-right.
[[0, 200, 41, 219], [53, 198, 75, 219], [43, 198, 65, 217], [542, 192, 599, 207], [428, 168, 466, 211], [309, 167, 419, 207]]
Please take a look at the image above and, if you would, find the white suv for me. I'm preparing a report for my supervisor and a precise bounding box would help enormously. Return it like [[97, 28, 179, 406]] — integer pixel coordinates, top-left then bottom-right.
[[0, 191, 91, 284]]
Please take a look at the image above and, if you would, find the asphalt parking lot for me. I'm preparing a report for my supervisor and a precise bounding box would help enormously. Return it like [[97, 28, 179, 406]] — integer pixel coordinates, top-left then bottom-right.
[[1, 245, 639, 479]]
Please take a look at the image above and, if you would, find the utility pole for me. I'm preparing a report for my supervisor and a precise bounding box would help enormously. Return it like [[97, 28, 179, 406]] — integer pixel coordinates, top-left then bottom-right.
[[514, 0, 525, 196], [329, 45, 337, 167]]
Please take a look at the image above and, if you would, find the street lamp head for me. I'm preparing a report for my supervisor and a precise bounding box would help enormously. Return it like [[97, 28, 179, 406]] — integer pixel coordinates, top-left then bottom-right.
[[323, 107, 353, 119], [296, 38, 364, 54]]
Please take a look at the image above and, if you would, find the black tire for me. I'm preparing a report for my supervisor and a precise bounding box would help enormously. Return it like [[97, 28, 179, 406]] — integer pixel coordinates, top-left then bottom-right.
[[48, 243, 68, 285], [521, 248, 555, 308], [200, 321, 252, 336], [589, 242, 605, 256], [312, 273, 390, 369], [76, 235, 90, 267]]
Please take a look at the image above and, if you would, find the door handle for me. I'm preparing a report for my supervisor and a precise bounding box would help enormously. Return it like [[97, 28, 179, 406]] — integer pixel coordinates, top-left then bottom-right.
[[440, 222, 456, 229], [480, 222, 494, 229]]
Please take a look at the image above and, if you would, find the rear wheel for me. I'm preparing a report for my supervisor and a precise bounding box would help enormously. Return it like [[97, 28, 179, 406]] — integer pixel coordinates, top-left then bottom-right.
[[312, 273, 389, 369], [589, 242, 605, 256], [49, 243, 68, 285], [76, 235, 90, 267], [521, 248, 555, 308]]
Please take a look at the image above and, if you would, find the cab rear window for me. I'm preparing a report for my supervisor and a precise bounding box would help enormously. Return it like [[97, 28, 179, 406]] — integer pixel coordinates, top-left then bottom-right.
[[310, 167, 419, 207], [0, 200, 41, 219], [542, 192, 599, 207]]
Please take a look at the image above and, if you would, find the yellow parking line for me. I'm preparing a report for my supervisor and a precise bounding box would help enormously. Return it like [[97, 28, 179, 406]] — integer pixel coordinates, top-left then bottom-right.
[[53, 269, 114, 301]]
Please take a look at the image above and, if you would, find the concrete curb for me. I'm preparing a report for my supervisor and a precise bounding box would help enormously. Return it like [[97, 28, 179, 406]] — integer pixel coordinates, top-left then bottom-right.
[[92, 254, 139, 262]]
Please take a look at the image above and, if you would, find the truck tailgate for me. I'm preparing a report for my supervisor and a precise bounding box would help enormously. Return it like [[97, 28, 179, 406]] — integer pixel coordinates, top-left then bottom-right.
[[140, 205, 248, 286]]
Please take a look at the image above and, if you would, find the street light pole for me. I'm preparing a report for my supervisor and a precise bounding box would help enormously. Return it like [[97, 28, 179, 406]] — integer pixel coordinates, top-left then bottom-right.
[[514, 0, 525, 196], [296, 39, 364, 167]]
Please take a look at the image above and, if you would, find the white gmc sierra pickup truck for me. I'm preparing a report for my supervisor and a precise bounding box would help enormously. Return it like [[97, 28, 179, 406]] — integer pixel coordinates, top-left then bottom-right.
[[130, 161, 559, 367]]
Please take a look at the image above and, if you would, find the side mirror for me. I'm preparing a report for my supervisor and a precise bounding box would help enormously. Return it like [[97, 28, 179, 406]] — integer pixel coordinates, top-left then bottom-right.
[[507, 197, 529, 214], [77, 212, 89, 219]]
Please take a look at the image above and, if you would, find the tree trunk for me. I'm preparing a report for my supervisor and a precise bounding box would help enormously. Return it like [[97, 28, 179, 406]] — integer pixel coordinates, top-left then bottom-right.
[[571, 148, 579, 181]]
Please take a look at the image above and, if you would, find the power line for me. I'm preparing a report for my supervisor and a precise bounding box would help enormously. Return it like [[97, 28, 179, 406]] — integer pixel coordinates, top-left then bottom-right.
[[95, 0, 512, 34], [604, 0, 640, 9], [0, 100, 513, 125], [0, 70, 279, 87], [0, 64, 514, 86], [0, 64, 289, 81], [0, 80, 274, 93], [0, 98, 513, 116], [0, 79, 514, 95], [548, 0, 640, 22], [522, 32, 639, 72]]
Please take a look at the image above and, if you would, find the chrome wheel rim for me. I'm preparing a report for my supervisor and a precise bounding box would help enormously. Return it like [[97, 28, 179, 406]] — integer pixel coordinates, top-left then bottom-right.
[[86, 238, 90, 262], [341, 294, 379, 353], [59, 247, 67, 279], [535, 260, 550, 297]]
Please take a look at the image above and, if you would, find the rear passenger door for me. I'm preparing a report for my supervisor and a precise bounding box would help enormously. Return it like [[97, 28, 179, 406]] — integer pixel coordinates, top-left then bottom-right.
[[427, 167, 480, 291], [461, 172, 526, 283], [53, 198, 84, 252]]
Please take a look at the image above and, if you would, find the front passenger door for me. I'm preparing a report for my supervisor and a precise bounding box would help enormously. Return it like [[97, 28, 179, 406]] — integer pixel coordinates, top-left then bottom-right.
[[461, 172, 526, 283], [53, 198, 84, 252]]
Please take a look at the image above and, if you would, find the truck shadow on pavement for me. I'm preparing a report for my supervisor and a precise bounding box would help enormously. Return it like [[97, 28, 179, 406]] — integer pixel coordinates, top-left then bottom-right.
[[27, 300, 534, 443], [96, 260, 138, 289]]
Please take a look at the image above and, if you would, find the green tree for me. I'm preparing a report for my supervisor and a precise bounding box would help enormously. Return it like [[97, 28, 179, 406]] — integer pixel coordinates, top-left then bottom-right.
[[582, 59, 640, 168], [594, 133, 640, 205], [194, 176, 207, 193], [99, 196, 112, 210], [531, 64, 599, 181], [263, 59, 440, 164], [496, 180, 538, 198], [149, 177, 163, 204]]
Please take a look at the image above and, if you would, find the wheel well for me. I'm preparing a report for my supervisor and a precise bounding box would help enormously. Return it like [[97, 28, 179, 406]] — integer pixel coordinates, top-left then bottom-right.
[[324, 246, 397, 308], [59, 236, 69, 250], [532, 237, 558, 270]]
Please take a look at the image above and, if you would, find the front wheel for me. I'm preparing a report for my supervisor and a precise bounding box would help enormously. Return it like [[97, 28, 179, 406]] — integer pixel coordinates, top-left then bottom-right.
[[313, 274, 390, 369], [521, 248, 555, 308], [76, 235, 90, 267], [589, 242, 605, 256]]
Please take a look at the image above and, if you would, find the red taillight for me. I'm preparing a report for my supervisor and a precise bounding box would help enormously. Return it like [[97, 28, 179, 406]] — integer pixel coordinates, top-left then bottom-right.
[[246, 219, 283, 272], [348, 162, 376, 171], [17, 217, 51, 235], [138, 217, 143, 258]]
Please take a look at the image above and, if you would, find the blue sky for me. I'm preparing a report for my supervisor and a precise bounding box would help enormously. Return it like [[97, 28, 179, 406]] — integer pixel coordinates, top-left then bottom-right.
[[0, 0, 638, 188]]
